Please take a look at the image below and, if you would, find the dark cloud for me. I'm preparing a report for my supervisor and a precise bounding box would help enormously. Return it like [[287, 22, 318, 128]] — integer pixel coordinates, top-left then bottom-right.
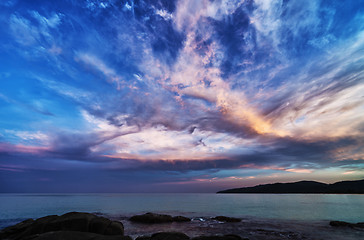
[[98, 136, 364, 173], [1, 0, 363, 192], [1, 134, 363, 192]]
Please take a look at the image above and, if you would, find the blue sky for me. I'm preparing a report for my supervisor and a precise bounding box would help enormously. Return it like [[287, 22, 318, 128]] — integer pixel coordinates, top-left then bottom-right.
[[0, 0, 364, 192]]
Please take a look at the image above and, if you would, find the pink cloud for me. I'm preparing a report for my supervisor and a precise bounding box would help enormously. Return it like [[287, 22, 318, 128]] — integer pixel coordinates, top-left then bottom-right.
[[0, 143, 49, 154]]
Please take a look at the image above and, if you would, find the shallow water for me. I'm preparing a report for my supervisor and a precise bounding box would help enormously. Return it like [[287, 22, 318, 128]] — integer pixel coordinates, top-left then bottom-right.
[[119, 216, 364, 240], [1, 193, 364, 239]]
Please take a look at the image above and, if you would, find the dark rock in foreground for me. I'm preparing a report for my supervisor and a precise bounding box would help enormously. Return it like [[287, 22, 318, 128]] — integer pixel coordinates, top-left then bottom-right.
[[136, 232, 248, 240], [330, 221, 364, 229], [172, 216, 191, 222], [130, 213, 190, 224], [19, 231, 132, 240], [192, 235, 248, 240], [0, 212, 125, 240], [136, 232, 190, 240], [130, 213, 173, 224], [218, 179, 364, 194], [212, 216, 241, 222]]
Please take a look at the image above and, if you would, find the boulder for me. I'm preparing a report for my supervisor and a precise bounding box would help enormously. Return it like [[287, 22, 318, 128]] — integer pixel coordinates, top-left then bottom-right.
[[356, 222, 364, 228], [330, 221, 364, 229], [329, 221, 353, 227], [0, 219, 35, 239], [151, 232, 190, 240], [21, 231, 132, 240], [172, 216, 191, 222], [137, 232, 190, 240], [212, 216, 241, 223], [136, 236, 152, 240], [129, 213, 174, 224], [0, 212, 124, 240], [130, 213, 191, 224], [192, 235, 246, 240]]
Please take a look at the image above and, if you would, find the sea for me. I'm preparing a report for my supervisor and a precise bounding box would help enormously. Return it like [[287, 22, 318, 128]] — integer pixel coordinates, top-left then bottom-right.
[[1, 193, 364, 240]]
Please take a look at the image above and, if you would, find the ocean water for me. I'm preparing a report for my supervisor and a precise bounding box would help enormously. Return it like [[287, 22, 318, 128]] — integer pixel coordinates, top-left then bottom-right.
[[1, 193, 364, 239]]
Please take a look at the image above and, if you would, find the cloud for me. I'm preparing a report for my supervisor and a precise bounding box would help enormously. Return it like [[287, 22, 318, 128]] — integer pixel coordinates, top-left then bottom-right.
[[0, 93, 54, 116], [0, 0, 16, 7], [9, 14, 40, 46], [1, 0, 364, 192], [77, 53, 125, 89], [2, 130, 49, 144], [9, 11, 62, 46], [36, 0, 364, 168], [30, 11, 62, 29], [155, 9, 173, 21]]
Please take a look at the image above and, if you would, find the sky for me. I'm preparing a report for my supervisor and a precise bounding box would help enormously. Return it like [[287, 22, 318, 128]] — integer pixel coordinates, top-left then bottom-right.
[[0, 0, 364, 193]]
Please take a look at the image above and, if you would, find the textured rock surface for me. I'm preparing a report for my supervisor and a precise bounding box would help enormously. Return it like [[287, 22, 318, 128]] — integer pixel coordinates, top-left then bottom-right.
[[192, 235, 247, 240], [130, 213, 173, 224], [330, 221, 364, 228], [135, 232, 190, 240], [134, 232, 249, 240], [172, 216, 191, 222], [130, 213, 190, 224], [150, 232, 190, 240], [20, 231, 132, 240], [212, 216, 241, 223], [0, 212, 125, 240]]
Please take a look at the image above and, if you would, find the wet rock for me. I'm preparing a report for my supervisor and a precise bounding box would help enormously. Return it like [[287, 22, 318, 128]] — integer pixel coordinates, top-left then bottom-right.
[[137, 232, 190, 240], [103, 221, 125, 235], [21, 231, 132, 240], [330, 221, 364, 229], [192, 234, 247, 240], [130, 213, 190, 224], [356, 222, 364, 228], [136, 235, 152, 240], [172, 216, 191, 222], [151, 232, 190, 240], [0, 219, 35, 239], [130, 213, 173, 224], [0, 212, 124, 240], [330, 221, 353, 227], [212, 216, 241, 223]]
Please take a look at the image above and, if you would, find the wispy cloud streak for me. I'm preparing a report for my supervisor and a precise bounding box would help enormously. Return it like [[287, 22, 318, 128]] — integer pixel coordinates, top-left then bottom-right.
[[0, 0, 363, 192]]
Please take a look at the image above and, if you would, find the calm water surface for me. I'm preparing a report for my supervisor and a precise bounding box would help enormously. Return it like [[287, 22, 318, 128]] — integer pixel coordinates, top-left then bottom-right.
[[1, 193, 363, 227]]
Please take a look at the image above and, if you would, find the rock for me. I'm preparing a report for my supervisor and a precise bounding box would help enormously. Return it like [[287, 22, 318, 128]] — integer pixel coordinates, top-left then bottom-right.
[[330, 221, 364, 229], [136, 232, 190, 240], [356, 222, 364, 228], [330, 221, 353, 227], [224, 235, 246, 240], [129, 213, 174, 224], [21, 231, 132, 240], [212, 216, 241, 223], [104, 221, 125, 235], [150, 232, 190, 240], [136, 235, 152, 240], [129, 213, 191, 224], [192, 234, 246, 240], [0, 219, 35, 238], [0, 212, 124, 240], [172, 216, 191, 222]]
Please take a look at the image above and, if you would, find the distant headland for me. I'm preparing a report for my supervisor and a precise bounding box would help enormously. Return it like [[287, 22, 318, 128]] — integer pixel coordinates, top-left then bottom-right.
[[217, 179, 364, 194]]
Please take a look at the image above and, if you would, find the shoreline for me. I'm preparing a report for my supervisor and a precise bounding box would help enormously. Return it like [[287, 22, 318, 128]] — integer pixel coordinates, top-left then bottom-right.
[[1, 212, 364, 240]]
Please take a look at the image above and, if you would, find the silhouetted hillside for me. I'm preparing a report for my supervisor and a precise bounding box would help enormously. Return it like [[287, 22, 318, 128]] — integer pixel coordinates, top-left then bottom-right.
[[217, 179, 364, 194]]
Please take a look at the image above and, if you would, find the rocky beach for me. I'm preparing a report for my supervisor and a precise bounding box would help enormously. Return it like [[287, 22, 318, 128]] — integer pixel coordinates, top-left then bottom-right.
[[1, 212, 364, 240]]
